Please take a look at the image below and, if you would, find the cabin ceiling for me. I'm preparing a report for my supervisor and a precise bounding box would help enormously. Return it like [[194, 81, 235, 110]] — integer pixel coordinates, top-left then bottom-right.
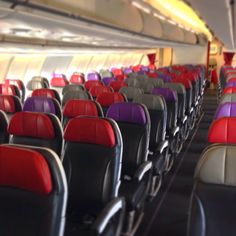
[[186, 0, 235, 50], [0, 0, 208, 51]]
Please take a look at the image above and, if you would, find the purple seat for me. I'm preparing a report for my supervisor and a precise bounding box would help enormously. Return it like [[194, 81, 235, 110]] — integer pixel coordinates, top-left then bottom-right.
[[102, 77, 116, 86], [214, 102, 236, 119], [123, 68, 133, 74], [87, 72, 101, 81], [157, 73, 172, 82], [152, 87, 177, 101], [106, 102, 152, 233], [226, 81, 236, 88], [23, 96, 61, 120]]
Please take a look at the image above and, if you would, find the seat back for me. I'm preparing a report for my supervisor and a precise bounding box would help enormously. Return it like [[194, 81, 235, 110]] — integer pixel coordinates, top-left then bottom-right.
[[107, 102, 150, 177], [4, 79, 25, 102], [31, 76, 49, 88], [208, 117, 236, 144], [63, 116, 122, 215], [214, 102, 236, 119], [0, 95, 22, 119], [89, 85, 112, 99], [26, 80, 48, 92], [23, 96, 62, 120], [84, 80, 103, 91], [188, 144, 236, 236], [109, 81, 127, 92], [152, 87, 178, 133], [87, 72, 101, 81], [0, 84, 21, 99], [50, 74, 69, 87], [32, 88, 61, 104], [119, 87, 143, 101], [225, 81, 236, 88], [102, 77, 115, 86], [0, 111, 9, 143], [96, 92, 126, 114], [62, 84, 84, 95], [163, 83, 186, 121], [62, 90, 92, 107], [0, 144, 67, 236], [8, 112, 63, 155], [220, 93, 236, 104], [133, 94, 167, 152], [223, 87, 236, 95], [62, 99, 103, 127], [69, 72, 85, 84]]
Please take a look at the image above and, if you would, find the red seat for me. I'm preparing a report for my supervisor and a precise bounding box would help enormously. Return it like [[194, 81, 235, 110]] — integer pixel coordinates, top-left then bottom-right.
[[0, 84, 21, 98], [89, 85, 112, 98], [31, 88, 61, 104], [108, 81, 127, 92], [70, 72, 85, 84], [50, 74, 69, 87], [223, 87, 236, 95], [84, 80, 103, 91], [208, 117, 236, 144], [62, 99, 103, 127]]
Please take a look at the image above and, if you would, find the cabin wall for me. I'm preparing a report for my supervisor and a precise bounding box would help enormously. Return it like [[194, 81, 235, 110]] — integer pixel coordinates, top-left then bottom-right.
[[172, 46, 207, 65]]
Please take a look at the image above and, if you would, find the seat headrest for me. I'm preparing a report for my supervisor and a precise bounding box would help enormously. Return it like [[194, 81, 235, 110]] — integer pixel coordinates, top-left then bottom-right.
[[172, 77, 192, 89], [226, 81, 236, 88], [63, 100, 98, 118], [107, 102, 147, 125], [0, 95, 16, 113], [227, 77, 236, 83], [62, 84, 84, 95], [223, 87, 236, 95], [4, 79, 23, 90], [152, 87, 177, 102], [119, 87, 143, 100], [102, 77, 115, 86], [50, 76, 69, 87], [84, 80, 103, 90], [163, 83, 186, 94], [87, 72, 101, 81], [64, 117, 115, 147], [195, 145, 236, 186], [62, 91, 91, 106], [8, 112, 55, 139], [96, 92, 125, 107], [214, 102, 236, 119], [70, 73, 85, 84], [220, 94, 236, 104], [208, 117, 236, 143], [23, 97, 56, 114], [109, 81, 127, 92], [89, 85, 112, 97], [0, 145, 52, 195], [133, 93, 166, 110], [26, 80, 46, 90], [0, 84, 16, 96], [32, 89, 56, 99]]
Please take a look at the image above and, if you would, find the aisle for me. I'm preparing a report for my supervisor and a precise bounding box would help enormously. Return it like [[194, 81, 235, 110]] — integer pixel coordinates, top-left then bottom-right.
[[136, 89, 217, 236]]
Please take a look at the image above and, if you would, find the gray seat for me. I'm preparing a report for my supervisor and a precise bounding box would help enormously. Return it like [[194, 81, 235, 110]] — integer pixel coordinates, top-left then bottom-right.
[[134, 81, 155, 94], [119, 87, 143, 102], [220, 93, 236, 104], [62, 84, 84, 95], [188, 144, 236, 236], [133, 94, 168, 196], [62, 90, 92, 107]]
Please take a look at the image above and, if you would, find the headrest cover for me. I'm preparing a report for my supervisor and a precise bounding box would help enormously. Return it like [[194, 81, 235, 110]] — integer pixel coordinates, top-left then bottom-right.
[[87, 72, 101, 81], [0, 95, 15, 113], [109, 81, 127, 92], [134, 94, 165, 110], [0, 145, 52, 195], [70, 73, 85, 84], [223, 87, 236, 95], [96, 92, 125, 107], [1, 84, 15, 96], [64, 117, 115, 147], [32, 89, 55, 99], [62, 84, 84, 95], [214, 102, 236, 119], [63, 100, 98, 118], [164, 83, 186, 94], [50, 76, 69, 87], [220, 94, 236, 104], [23, 97, 56, 115], [5, 79, 23, 90], [152, 87, 177, 102], [195, 145, 236, 186], [226, 81, 236, 88], [208, 117, 236, 143], [26, 80, 45, 90], [84, 80, 103, 90], [8, 112, 55, 139], [107, 102, 146, 125], [119, 87, 143, 100], [102, 77, 115, 86], [89, 85, 111, 97]]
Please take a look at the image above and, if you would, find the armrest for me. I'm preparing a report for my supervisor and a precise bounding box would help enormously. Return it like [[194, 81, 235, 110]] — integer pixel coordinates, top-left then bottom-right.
[[157, 140, 169, 154], [92, 197, 125, 235], [195, 100, 199, 107], [182, 115, 187, 124], [172, 126, 179, 136], [134, 161, 152, 181]]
